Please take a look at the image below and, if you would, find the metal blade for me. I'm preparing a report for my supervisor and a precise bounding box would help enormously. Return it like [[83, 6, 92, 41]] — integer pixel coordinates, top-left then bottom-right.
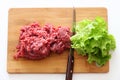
[[72, 7, 76, 34]]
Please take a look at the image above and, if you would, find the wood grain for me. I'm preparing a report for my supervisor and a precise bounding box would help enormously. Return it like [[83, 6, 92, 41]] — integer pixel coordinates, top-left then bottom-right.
[[7, 8, 108, 73]]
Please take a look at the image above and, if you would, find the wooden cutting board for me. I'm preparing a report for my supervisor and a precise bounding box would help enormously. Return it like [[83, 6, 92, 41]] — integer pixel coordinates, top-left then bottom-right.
[[7, 8, 108, 73]]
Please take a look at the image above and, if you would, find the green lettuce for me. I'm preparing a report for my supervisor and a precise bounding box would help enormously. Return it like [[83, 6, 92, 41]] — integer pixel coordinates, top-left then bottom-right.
[[70, 16, 116, 66]]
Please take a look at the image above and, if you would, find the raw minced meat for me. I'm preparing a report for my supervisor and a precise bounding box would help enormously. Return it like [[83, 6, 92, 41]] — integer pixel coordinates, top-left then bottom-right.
[[14, 22, 71, 60]]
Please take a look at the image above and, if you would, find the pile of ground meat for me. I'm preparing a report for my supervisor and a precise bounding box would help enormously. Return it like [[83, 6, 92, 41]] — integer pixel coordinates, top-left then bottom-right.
[[14, 22, 71, 60]]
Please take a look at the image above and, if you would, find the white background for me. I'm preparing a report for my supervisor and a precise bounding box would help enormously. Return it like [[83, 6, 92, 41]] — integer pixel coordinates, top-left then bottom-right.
[[0, 0, 120, 80]]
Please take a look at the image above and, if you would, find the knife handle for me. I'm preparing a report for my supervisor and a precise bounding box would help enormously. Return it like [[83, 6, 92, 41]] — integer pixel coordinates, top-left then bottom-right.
[[65, 49, 74, 80]]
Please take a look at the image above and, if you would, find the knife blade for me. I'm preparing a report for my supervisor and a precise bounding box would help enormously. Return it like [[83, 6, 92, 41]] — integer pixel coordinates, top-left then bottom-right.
[[65, 7, 76, 80]]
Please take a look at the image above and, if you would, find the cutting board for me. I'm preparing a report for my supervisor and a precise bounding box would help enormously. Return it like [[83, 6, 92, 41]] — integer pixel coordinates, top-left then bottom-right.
[[7, 8, 108, 73]]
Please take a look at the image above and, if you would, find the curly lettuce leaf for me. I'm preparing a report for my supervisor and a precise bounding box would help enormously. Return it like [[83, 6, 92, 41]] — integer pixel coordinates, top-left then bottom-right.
[[70, 16, 116, 66]]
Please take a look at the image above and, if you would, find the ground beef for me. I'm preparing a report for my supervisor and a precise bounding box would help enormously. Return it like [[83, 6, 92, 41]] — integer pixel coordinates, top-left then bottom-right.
[[14, 22, 71, 60]]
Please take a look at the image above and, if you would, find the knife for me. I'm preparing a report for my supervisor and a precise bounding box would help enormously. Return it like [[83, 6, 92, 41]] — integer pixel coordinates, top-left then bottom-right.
[[65, 7, 76, 80]]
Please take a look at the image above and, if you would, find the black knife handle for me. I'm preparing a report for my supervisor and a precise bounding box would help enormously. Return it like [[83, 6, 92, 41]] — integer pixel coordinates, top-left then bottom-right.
[[65, 48, 74, 80]]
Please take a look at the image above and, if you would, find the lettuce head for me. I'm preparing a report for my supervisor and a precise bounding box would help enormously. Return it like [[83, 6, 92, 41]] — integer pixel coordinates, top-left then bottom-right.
[[70, 16, 116, 66]]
